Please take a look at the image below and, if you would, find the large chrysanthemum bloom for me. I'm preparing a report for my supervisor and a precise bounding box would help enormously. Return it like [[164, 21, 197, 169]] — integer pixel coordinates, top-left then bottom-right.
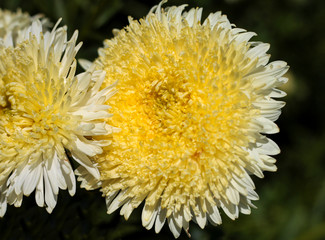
[[0, 19, 117, 217], [88, 1, 288, 238]]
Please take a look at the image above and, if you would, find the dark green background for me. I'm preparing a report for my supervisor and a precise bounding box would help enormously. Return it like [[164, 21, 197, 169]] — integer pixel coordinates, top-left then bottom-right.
[[0, 0, 324, 239]]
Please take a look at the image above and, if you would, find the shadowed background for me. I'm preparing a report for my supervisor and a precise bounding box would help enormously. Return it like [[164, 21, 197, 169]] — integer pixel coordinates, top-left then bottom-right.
[[0, 0, 324, 239]]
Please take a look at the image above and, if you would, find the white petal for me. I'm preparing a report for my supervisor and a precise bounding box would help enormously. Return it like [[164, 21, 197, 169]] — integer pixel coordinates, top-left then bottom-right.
[[238, 198, 251, 215], [220, 199, 239, 220], [73, 109, 111, 121], [78, 59, 93, 71], [144, 207, 158, 230], [75, 166, 101, 190], [54, 156, 68, 190], [194, 201, 207, 229], [226, 186, 240, 205], [230, 177, 248, 196], [260, 108, 282, 121], [60, 160, 76, 196], [246, 162, 264, 178], [46, 157, 59, 195], [142, 200, 159, 229], [246, 43, 270, 61], [75, 137, 103, 157], [35, 169, 45, 207], [105, 190, 120, 207], [234, 32, 256, 43], [172, 210, 183, 229], [269, 88, 287, 98], [23, 162, 42, 195], [246, 187, 259, 201], [120, 199, 135, 220], [256, 138, 280, 155], [0, 184, 8, 217], [168, 216, 182, 238], [14, 165, 30, 195], [77, 72, 91, 91], [182, 204, 192, 222], [241, 170, 256, 189], [43, 167, 57, 213], [107, 189, 129, 214], [13, 192, 23, 207], [204, 12, 223, 29], [155, 206, 167, 233], [206, 202, 222, 225], [254, 117, 279, 134], [71, 150, 100, 179], [253, 100, 286, 111]]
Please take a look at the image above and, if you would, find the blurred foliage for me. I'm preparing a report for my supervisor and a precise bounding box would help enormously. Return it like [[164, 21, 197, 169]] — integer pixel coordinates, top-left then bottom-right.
[[0, 0, 325, 239]]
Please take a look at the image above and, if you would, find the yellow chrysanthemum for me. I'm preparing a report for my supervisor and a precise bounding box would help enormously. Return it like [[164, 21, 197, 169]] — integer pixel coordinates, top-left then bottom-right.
[[84, 1, 288, 237], [0, 20, 117, 217]]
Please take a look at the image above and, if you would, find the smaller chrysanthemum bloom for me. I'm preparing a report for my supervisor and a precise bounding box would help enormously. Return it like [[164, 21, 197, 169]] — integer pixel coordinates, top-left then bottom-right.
[[0, 8, 49, 109], [0, 8, 49, 45], [0, 19, 117, 217], [83, 1, 288, 238]]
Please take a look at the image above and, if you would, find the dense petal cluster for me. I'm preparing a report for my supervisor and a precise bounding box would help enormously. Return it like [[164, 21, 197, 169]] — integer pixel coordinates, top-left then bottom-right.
[[0, 8, 49, 46], [0, 9, 49, 109], [0, 20, 116, 216], [86, 1, 289, 238]]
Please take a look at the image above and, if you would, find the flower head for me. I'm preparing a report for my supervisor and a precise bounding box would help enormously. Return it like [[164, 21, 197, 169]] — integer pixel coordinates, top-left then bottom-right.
[[0, 19, 116, 217], [89, 1, 288, 237], [0, 8, 49, 109], [0, 8, 49, 46]]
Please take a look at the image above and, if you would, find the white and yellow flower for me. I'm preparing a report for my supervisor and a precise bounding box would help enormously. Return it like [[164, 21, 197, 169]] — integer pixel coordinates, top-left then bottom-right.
[[0, 8, 49, 46], [84, 1, 288, 238], [0, 19, 117, 217], [0, 8, 49, 108]]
